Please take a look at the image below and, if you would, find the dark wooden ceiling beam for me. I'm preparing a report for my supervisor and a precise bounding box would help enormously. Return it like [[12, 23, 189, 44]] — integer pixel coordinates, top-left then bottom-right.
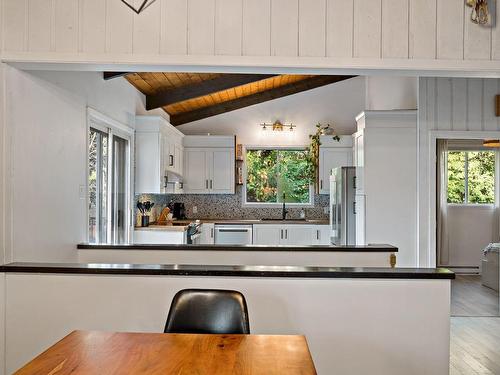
[[146, 74, 278, 110], [103, 72, 130, 80], [170, 75, 355, 126]]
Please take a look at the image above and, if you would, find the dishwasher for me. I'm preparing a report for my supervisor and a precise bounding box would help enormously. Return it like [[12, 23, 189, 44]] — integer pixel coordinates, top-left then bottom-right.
[[214, 224, 253, 245]]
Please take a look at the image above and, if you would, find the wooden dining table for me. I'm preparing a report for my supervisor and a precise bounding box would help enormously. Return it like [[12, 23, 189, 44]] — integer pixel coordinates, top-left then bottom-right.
[[14, 330, 317, 374]]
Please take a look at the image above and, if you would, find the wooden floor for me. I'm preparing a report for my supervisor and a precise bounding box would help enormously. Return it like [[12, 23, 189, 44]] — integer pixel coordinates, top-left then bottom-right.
[[451, 275, 499, 317], [451, 317, 500, 375]]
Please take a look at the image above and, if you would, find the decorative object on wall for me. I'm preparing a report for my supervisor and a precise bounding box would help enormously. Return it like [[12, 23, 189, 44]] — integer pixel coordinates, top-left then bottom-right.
[[496, 95, 500, 117], [483, 139, 500, 147], [306, 124, 340, 190], [260, 120, 296, 132], [466, 0, 490, 25], [121, 0, 156, 14]]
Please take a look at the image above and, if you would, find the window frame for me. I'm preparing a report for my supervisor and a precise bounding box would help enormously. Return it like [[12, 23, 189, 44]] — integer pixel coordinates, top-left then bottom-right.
[[87, 108, 134, 244], [446, 149, 496, 207], [242, 145, 314, 208]]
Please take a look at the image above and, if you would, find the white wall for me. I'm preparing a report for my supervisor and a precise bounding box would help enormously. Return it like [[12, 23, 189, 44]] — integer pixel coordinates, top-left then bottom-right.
[[447, 205, 495, 268], [3, 68, 141, 262], [365, 76, 417, 110], [2, 0, 500, 75], [5, 273, 451, 375], [177, 76, 365, 145], [418, 77, 500, 267]]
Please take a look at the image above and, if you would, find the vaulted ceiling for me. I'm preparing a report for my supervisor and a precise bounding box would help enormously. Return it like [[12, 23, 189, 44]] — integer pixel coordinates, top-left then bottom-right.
[[107, 72, 355, 126]]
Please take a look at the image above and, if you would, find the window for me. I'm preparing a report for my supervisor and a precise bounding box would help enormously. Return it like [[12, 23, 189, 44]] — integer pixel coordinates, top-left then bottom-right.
[[244, 148, 312, 205], [447, 150, 495, 204], [87, 109, 132, 244]]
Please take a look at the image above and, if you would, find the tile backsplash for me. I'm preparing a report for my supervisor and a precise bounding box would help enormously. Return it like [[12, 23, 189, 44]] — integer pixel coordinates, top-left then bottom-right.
[[136, 186, 329, 221]]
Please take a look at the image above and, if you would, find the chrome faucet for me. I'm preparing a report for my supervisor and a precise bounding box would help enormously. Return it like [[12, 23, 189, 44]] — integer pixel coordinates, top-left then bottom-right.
[[282, 193, 288, 220]]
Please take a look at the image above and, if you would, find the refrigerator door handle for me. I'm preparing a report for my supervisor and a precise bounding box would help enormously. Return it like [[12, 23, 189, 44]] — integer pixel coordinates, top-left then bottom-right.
[[353, 201, 357, 215]]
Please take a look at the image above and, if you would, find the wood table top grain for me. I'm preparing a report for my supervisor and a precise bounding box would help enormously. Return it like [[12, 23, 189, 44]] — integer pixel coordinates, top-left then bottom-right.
[[14, 330, 317, 375]]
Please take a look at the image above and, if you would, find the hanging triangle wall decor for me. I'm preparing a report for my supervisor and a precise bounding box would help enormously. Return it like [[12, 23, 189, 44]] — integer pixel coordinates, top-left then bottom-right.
[[121, 0, 156, 14]]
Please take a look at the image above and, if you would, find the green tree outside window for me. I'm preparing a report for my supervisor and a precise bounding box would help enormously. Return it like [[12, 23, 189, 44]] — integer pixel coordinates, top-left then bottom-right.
[[246, 149, 311, 204], [447, 150, 495, 204]]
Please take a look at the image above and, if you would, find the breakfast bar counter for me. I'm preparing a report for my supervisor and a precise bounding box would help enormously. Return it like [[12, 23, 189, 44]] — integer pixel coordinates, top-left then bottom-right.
[[2, 261, 453, 375], [77, 243, 399, 267]]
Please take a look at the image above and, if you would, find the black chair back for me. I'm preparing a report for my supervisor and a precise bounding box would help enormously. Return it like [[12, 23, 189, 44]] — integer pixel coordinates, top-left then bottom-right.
[[164, 289, 250, 334]]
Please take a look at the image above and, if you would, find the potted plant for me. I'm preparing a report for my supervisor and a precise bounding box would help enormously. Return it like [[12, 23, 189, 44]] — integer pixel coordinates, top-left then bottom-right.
[[305, 123, 340, 191]]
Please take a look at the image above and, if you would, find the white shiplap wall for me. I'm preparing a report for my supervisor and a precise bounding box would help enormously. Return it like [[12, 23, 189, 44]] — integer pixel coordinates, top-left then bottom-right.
[[418, 77, 500, 268], [2, 0, 500, 72], [421, 77, 500, 131]]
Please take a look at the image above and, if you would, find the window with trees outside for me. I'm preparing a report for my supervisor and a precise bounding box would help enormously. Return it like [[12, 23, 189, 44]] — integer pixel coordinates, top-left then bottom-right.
[[245, 148, 312, 205], [447, 150, 496, 204]]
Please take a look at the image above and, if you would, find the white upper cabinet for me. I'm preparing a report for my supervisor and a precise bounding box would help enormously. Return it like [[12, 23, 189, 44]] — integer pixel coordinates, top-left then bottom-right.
[[135, 116, 184, 194], [183, 136, 235, 194], [318, 136, 353, 194], [184, 149, 208, 193]]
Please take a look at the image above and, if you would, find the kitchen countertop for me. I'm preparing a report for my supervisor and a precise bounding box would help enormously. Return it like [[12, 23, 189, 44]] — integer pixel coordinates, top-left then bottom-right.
[[77, 243, 398, 252], [134, 224, 189, 232], [0, 262, 454, 279], [162, 219, 330, 225]]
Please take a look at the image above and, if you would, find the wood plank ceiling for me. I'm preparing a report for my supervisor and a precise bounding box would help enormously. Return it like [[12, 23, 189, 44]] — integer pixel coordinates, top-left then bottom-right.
[[118, 73, 355, 126]]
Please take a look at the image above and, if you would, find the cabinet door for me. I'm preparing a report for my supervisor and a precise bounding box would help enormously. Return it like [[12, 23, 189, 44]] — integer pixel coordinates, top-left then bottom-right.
[[353, 132, 364, 194], [283, 225, 315, 245], [199, 223, 215, 244], [311, 225, 331, 245], [135, 133, 162, 194], [184, 149, 208, 193], [319, 148, 352, 194], [253, 225, 282, 245], [210, 148, 234, 194], [174, 144, 183, 175]]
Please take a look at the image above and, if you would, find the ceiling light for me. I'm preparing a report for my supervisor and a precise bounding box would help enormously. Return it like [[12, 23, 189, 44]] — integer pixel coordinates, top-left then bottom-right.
[[260, 121, 296, 132]]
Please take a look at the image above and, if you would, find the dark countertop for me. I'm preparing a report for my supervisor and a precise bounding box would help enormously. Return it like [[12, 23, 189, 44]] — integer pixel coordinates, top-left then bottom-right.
[[77, 243, 398, 252], [0, 262, 454, 279], [170, 219, 330, 225]]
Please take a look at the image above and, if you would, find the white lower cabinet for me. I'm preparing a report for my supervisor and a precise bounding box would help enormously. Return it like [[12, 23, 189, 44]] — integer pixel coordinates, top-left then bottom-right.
[[199, 223, 215, 244], [312, 225, 331, 245], [253, 224, 331, 245], [253, 225, 282, 245], [134, 230, 186, 244]]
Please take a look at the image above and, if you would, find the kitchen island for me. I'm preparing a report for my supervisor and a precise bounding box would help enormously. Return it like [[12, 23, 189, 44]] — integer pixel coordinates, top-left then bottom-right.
[[77, 243, 398, 267], [2, 262, 453, 375]]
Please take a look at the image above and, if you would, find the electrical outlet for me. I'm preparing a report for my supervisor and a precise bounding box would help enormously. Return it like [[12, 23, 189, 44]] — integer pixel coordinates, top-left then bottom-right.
[[192, 206, 198, 214], [79, 185, 86, 200], [323, 206, 330, 214]]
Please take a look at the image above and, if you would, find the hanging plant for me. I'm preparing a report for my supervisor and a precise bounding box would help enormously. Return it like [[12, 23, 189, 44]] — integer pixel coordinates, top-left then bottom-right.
[[305, 123, 340, 187]]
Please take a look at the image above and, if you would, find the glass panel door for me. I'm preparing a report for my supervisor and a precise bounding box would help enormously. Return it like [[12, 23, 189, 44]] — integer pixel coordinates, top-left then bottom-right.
[[110, 134, 129, 244], [88, 128, 108, 244]]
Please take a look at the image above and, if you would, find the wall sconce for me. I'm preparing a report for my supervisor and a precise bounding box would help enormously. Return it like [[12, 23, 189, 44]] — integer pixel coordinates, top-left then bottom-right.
[[260, 120, 296, 132]]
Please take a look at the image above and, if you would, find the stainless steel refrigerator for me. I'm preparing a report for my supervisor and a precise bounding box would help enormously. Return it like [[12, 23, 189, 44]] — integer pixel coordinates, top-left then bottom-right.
[[329, 167, 357, 245]]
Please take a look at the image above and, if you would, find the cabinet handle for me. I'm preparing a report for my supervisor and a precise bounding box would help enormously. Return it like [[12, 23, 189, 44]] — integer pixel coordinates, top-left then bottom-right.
[[285, 229, 288, 239], [353, 176, 357, 189], [320, 180, 323, 189], [210, 180, 213, 189], [164, 176, 168, 189], [205, 180, 208, 189], [316, 230, 319, 240], [280, 229, 283, 239], [169, 154, 174, 167], [353, 201, 357, 214], [211, 228, 214, 238]]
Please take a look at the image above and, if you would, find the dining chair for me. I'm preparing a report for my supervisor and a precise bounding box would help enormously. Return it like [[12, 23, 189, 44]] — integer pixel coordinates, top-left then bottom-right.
[[164, 289, 250, 334]]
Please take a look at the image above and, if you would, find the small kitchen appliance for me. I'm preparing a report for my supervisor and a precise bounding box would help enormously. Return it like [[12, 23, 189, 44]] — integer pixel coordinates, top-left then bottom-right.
[[172, 203, 186, 219]]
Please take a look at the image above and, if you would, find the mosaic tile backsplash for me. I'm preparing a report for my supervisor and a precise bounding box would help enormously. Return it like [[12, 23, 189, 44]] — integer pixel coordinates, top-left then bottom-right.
[[136, 186, 329, 221]]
